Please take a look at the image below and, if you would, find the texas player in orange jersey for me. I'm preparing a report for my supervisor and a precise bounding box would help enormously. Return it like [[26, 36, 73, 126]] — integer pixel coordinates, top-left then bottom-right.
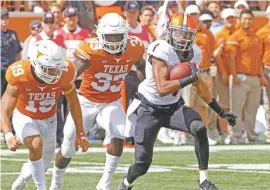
[[1, 40, 89, 190], [50, 13, 145, 190]]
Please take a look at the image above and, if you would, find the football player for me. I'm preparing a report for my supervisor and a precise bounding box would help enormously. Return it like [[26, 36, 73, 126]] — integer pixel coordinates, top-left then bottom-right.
[[118, 13, 237, 190], [49, 13, 145, 190], [1, 40, 88, 190]]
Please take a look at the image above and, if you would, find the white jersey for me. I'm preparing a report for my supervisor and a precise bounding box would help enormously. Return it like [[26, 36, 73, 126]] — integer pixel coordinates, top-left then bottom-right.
[[138, 40, 202, 105]]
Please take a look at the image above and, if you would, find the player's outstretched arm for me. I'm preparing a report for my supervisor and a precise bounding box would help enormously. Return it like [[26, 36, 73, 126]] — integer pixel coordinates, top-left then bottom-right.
[[0, 84, 21, 151], [152, 57, 181, 97], [64, 86, 89, 152], [134, 57, 146, 81], [193, 78, 237, 126]]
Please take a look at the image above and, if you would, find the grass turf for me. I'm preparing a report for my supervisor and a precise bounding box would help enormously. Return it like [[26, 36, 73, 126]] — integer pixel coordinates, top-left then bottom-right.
[[1, 147, 270, 190]]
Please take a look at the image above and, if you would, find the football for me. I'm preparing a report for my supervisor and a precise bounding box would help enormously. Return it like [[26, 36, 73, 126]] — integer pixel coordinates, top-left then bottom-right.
[[169, 62, 191, 80]]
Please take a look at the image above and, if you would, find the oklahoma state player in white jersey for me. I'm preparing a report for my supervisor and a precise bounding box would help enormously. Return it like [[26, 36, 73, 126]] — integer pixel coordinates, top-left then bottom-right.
[[1, 40, 88, 190], [50, 13, 144, 190]]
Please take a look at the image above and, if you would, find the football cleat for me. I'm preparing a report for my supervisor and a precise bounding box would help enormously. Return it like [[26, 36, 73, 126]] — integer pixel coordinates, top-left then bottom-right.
[[49, 184, 62, 190], [208, 137, 218, 146], [12, 163, 31, 190], [118, 177, 133, 190], [198, 179, 218, 190], [49, 180, 62, 190], [12, 175, 28, 190], [157, 128, 174, 144]]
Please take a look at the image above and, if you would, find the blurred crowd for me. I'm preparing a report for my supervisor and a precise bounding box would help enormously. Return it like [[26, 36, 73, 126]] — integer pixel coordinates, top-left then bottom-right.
[[1, 0, 270, 146]]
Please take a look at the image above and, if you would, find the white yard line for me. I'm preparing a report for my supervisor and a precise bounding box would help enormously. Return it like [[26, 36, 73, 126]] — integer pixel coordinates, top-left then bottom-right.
[[1, 145, 270, 156]]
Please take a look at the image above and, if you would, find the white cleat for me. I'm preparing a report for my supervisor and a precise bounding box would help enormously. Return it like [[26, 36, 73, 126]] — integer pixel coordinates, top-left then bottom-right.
[[157, 128, 174, 144], [49, 181, 62, 190], [208, 137, 218, 146], [96, 183, 109, 190], [12, 163, 32, 190], [173, 133, 181, 145], [178, 134, 187, 145], [49, 186, 62, 190], [12, 174, 28, 190]]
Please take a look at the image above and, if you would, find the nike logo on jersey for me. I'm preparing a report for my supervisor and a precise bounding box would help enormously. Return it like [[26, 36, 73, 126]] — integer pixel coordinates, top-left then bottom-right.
[[25, 88, 31, 92], [37, 86, 47, 92], [52, 87, 60, 90], [126, 59, 133, 62]]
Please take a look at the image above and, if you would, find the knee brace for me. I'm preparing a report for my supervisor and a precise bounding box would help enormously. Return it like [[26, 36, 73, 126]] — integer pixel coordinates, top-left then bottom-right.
[[60, 137, 76, 158], [190, 120, 207, 137]]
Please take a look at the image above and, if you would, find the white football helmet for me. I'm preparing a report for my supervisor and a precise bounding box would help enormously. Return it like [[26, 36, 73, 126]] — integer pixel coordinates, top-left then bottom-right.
[[28, 40, 66, 84], [96, 13, 128, 54]]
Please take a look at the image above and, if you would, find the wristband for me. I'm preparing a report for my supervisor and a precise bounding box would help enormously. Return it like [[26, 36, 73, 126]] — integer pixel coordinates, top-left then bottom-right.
[[5, 132, 13, 141], [208, 98, 224, 115], [178, 76, 195, 88]]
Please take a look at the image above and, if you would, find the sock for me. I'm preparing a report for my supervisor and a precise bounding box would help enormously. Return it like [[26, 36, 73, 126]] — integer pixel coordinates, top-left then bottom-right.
[[98, 153, 120, 189], [21, 162, 32, 181], [51, 166, 67, 186], [124, 177, 133, 187], [29, 159, 46, 190], [200, 170, 208, 184]]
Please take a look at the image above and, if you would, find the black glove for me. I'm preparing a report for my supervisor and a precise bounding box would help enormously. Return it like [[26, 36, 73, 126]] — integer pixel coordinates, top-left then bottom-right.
[[189, 62, 199, 81], [208, 98, 238, 127], [219, 110, 237, 127]]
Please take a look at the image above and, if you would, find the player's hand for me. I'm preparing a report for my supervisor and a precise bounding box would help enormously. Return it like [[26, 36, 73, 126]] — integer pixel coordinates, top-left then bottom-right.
[[75, 132, 89, 152], [222, 74, 229, 85], [5, 133, 21, 152], [233, 76, 241, 85], [219, 111, 237, 127], [189, 62, 199, 81], [259, 76, 269, 87]]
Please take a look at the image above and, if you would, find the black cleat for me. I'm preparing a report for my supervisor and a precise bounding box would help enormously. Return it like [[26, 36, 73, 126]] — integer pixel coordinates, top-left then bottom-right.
[[118, 177, 133, 190], [198, 179, 218, 190]]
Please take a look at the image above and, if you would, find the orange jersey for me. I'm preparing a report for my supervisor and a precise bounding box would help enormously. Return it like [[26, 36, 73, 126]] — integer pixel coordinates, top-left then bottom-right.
[[74, 36, 144, 103], [215, 26, 236, 74], [227, 27, 262, 76], [195, 27, 217, 69], [6, 59, 76, 120], [256, 24, 270, 66]]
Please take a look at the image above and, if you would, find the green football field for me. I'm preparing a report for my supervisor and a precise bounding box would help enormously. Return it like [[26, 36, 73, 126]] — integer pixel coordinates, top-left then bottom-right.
[[1, 145, 270, 190]]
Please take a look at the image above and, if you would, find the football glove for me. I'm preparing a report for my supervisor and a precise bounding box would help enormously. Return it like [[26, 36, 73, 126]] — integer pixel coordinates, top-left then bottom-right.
[[219, 110, 237, 127], [75, 132, 89, 152], [189, 62, 199, 81]]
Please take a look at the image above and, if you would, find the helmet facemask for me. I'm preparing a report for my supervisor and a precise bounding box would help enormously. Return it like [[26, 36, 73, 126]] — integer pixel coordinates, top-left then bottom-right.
[[100, 33, 128, 54], [166, 24, 197, 51], [31, 59, 65, 84]]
